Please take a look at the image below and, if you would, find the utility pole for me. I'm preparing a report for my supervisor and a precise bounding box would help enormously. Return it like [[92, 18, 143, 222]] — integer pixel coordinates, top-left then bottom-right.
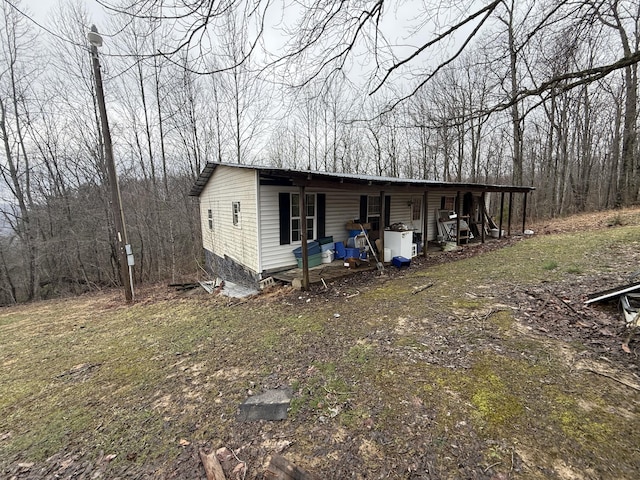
[[88, 25, 133, 302]]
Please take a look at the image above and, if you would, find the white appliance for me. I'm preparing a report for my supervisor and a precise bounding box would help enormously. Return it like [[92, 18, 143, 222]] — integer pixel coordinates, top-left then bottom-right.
[[384, 230, 413, 259]]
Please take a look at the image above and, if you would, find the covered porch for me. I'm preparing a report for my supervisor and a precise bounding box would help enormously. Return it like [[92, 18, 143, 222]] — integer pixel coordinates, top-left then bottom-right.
[[270, 235, 510, 288]]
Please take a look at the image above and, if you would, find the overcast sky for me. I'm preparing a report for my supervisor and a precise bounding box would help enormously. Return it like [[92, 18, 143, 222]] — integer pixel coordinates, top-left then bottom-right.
[[23, 0, 106, 26]]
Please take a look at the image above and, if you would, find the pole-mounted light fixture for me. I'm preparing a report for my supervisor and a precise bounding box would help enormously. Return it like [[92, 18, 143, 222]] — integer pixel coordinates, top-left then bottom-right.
[[88, 25, 103, 48]]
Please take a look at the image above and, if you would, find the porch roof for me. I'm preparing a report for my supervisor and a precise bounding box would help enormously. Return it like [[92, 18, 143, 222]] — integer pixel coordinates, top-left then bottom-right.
[[189, 162, 535, 197]]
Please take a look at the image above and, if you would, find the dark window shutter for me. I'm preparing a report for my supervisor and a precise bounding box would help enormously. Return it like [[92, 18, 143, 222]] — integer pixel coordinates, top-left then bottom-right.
[[384, 195, 391, 227], [359, 195, 367, 222], [317, 193, 326, 239], [279, 192, 290, 245]]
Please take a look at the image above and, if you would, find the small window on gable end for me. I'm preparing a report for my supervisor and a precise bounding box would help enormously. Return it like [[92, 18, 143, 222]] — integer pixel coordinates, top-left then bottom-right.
[[208, 209, 213, 230], [232, 202, 241, 227]]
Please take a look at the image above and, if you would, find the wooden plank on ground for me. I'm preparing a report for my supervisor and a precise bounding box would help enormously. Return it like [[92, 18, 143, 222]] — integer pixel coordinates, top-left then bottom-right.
[[199, 449, 226, 480], [264, 454, 319, 480]]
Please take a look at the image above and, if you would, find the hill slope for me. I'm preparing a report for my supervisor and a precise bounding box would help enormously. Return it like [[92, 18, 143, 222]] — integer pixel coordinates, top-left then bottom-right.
[[1, 208, 639, 479]]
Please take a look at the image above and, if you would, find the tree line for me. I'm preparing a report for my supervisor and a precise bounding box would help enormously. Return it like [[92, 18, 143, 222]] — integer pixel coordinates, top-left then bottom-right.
[[0, 0, 638, 304]]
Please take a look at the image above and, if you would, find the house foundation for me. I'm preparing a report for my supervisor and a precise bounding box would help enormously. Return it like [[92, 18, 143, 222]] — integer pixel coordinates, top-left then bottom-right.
[[205, 249, 260, 288]]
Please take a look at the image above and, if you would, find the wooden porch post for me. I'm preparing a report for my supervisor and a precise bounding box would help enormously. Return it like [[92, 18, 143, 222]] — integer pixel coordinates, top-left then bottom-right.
[[507, 192, 513, 236], [480, 192, 486, 243], [522, 191, 528, 234], [499, 192, 505, 240], [379, 191, 385, 260], [423, 190, 428, 257], [456, 191, 462, 245], [299, 186, 309, 290]]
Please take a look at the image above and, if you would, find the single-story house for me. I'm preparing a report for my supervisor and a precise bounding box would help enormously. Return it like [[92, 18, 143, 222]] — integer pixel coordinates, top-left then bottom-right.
[[189, 162, 534, 288]]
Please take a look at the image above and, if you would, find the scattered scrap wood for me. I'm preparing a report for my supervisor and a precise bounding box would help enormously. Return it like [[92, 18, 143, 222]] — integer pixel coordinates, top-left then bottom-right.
[[526, 287, 587, 322], [412, 282, 434, 294], [169, 282, 199, 291], [199, 279, 224, 294], [264, 454, 319, 480], [199, 449, 226, 480], [198, 446, 315, 480], [169, 279, 224, 293]]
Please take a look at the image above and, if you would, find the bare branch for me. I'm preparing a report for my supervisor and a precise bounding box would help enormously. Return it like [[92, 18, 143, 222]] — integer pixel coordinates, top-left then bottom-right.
[[370, 0, 501, 95]]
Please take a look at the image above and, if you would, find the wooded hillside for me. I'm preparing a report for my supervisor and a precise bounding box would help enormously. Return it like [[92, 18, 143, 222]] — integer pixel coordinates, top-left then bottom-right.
[[1, 0, 639, 303]]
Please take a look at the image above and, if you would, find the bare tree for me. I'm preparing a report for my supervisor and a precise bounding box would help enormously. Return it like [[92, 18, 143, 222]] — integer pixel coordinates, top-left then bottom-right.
[[592, 0, 640, 205], [0, 0, 40, 300]]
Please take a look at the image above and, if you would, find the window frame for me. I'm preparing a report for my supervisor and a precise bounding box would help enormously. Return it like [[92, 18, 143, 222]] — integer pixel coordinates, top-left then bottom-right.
[[207, 209, 213, 230], [232, 201, 241, 228], [290, 193, 316, 243], [367, 195, 381, 231], [442, 196, 455, 211], [412, 197, 422, 222]]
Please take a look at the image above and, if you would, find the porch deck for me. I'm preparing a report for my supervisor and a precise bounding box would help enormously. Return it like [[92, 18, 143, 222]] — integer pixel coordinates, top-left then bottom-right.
[[269, 237, 503, 287], [270, 259, 378, 286]]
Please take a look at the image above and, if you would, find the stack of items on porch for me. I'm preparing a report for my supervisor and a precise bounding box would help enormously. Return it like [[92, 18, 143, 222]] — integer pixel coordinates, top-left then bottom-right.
[[290, 221, 380, 269], [291, 237, 335, 268], [337, 222, 371, 267]]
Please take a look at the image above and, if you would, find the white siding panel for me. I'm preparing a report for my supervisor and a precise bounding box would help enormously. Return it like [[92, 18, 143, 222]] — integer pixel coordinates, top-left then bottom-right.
[[388, 194, 415, 228], [259, 186, 365, 272], [199, 166, 259, 272], [426, 191, 443, 241], [258, 186, 288, 271], [324, 189, 364, 244]]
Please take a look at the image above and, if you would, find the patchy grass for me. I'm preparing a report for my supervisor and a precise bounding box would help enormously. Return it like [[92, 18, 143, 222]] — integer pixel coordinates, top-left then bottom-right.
[[1, 215, 640, 478]]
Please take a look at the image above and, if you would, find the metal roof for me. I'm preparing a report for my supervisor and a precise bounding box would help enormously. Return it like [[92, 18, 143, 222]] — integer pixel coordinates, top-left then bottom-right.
[[188, 162, 535, 197]]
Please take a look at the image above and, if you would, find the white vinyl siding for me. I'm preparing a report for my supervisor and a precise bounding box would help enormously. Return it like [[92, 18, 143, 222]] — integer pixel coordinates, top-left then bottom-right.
[[199, 166, 259, 272], [259, 186, 363, 272]]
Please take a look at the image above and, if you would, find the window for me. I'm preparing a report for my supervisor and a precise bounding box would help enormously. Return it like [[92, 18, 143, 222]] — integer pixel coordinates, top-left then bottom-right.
[[412, 198, 422, 222], [279, 192, 325, 245], [442, 196, 455, 211], [232, 202, 241, 227], [208, 209, 213, 230], [367, 195, 381, 231], [290, 193, 315, 242]]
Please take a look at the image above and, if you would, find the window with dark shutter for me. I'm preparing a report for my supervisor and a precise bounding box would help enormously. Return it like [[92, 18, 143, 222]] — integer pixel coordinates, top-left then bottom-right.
[[280, 192, 325, 244], [359, 195, 367, 223], [317, 194, 326, 239], [384, 195, 391, 227], [279, 193, 290, 245]]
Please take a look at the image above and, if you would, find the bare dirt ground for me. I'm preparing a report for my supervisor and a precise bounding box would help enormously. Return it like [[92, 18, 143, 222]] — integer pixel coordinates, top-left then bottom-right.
[[2, 207, 640, 480]]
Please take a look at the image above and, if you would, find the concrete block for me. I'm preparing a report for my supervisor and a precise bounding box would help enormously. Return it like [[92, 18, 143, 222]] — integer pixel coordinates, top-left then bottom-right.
[[238, 388, 291, 422]]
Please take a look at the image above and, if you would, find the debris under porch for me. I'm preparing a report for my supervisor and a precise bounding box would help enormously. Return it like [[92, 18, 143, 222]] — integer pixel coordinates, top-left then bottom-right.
[[270, 259, 378, 287]]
